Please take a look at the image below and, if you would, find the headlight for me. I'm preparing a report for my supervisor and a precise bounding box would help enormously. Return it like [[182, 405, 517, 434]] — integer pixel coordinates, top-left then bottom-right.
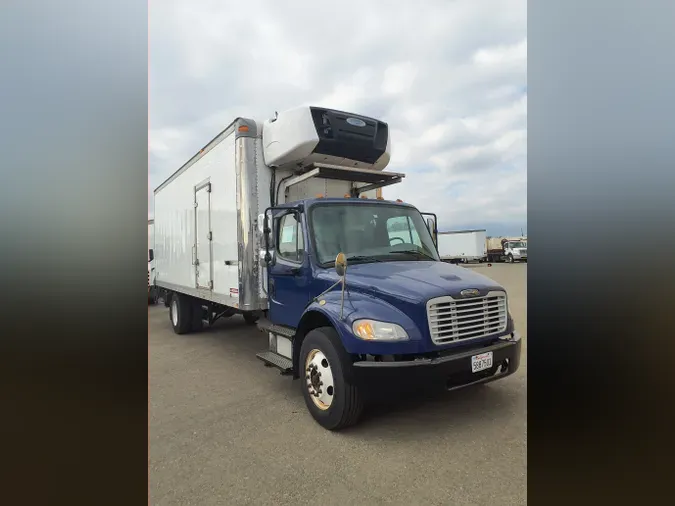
[[352, 319, 409, 341]]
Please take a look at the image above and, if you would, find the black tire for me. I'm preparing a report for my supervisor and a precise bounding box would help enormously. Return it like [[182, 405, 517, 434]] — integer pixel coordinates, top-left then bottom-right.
[[169, 293, 193, 335], [243, 312, 259, 325], [299, 327, 364, 430], [507, 254, 514, 264], [148, 287, 158, 305]]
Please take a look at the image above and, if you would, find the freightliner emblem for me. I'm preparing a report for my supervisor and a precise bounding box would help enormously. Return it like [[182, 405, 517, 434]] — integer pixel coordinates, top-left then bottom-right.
[[460, 288, 480, 297]]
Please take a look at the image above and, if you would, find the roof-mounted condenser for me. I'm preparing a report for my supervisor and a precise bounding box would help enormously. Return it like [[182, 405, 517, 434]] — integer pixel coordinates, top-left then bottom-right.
[[262, 106, 391, 171]]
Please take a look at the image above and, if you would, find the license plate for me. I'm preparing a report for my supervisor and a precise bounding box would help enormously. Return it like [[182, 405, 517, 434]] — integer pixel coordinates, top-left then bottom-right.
[[471, 352, 493, 373]]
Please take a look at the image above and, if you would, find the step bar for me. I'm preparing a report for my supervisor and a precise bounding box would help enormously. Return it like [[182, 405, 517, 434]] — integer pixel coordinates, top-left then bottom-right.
[[256, 318, 295, 338], [256, 351, 293, 374]]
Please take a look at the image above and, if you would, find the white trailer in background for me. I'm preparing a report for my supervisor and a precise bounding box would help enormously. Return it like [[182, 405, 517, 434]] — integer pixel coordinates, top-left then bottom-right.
[[437, 229, 487, 264]]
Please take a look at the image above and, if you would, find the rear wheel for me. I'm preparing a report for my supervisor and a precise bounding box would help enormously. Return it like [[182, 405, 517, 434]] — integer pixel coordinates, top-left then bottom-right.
[[299, 327, 364, 430], [243, 312, 259, 325], [169, 293, 193, 334]]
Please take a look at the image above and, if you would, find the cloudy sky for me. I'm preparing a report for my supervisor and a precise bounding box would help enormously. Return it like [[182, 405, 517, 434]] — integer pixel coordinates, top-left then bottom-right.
[[150, 0, 526, 236]]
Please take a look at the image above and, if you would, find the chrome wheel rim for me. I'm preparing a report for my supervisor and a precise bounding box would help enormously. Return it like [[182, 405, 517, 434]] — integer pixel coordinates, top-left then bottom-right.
[[305, 349, 335, 410], [171, 299, 179, 326]]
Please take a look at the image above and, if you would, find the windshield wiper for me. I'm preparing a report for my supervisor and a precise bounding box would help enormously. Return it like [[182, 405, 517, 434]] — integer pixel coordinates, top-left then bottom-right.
[[388, 250, 437, 261], [346, 255, 384, 263]]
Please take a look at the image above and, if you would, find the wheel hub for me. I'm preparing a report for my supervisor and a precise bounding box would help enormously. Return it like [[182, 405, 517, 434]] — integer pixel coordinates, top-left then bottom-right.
[[304, 349, 335, 410], [308, 365, 323, 396]]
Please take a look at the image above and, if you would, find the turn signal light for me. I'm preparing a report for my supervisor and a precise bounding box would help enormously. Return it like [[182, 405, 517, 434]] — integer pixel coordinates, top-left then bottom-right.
[[353, 321, 376, 340]]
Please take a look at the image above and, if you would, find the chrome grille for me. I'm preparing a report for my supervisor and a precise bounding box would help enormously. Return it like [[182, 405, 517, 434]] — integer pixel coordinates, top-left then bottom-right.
[[426, 291, 508, 345]]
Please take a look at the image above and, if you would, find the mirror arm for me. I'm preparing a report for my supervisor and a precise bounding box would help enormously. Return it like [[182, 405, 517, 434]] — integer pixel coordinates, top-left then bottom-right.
[[312, 278, 342, 303], [310, 252, 348, 320], [340, 274, 346, 320]]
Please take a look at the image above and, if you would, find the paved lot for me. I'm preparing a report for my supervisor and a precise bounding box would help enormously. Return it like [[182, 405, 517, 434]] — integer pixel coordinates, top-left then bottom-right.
[[150, 263, 527, 506]]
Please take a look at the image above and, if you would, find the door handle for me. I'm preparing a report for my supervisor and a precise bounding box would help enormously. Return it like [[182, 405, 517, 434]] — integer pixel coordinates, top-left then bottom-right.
[[276, 267, 300, 276]]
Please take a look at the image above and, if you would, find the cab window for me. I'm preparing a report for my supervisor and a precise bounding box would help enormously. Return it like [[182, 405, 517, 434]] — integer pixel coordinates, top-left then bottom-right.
[[277, 213, 304, 262]]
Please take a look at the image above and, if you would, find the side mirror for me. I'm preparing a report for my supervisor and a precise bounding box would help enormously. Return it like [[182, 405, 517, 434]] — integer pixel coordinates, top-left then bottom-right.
[[426, 218, 437, 246], [421, 213, 438, 247], [148, 249, 154, 262], [335, 252, 347, 277], [263, 211, 273, 264]]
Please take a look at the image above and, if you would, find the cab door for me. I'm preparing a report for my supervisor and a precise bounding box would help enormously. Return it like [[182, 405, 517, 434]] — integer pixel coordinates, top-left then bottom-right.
[[267, 211, 311, 328]]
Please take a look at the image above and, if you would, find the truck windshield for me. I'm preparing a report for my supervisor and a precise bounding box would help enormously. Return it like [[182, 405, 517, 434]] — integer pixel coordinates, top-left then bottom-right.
[[510, 242, 527, 248], [310, 203, 440, 265]]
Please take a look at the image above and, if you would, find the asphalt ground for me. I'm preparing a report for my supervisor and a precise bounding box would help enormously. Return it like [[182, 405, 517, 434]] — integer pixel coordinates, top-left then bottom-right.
[[150, 262, 527, 505]]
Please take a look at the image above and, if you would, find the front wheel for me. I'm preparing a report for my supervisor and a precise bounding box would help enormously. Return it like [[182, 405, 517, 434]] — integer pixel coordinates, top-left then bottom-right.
[[299, 327, 364, 430], [506, 254, 514, 264]]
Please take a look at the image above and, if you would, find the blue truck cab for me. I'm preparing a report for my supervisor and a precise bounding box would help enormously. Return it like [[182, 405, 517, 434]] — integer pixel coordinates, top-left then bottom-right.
[[259, 195, 522, 430]]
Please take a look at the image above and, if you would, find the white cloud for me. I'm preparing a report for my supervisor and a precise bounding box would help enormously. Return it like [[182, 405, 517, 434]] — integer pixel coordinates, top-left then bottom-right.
[[473, 39, 527, 67], [150, 0, 527, 234], [382, 62, 418, 95]]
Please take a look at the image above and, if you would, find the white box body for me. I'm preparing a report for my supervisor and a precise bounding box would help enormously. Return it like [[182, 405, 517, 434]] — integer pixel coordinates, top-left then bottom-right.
[[153, 118, 269, 310]]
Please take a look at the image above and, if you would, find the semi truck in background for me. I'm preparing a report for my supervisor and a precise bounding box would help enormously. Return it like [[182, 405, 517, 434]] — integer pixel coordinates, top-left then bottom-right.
[[437, 229, 487, 264], [148, 219, 157, 304], [486, 237, 528, 263], [152, 106, 522, 430]]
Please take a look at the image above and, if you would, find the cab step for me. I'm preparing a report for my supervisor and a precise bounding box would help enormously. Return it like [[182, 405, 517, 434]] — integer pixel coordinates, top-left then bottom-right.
[[256, 351, 293, 374], [256, 318, 296, 338]]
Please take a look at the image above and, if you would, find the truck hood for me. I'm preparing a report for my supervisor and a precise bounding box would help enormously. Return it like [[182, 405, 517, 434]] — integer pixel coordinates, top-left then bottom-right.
[[320, 261, 505, 304]]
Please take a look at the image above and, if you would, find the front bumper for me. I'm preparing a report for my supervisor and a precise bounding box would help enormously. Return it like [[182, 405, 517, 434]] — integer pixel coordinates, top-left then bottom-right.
[[351, 333, 522, 391]]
